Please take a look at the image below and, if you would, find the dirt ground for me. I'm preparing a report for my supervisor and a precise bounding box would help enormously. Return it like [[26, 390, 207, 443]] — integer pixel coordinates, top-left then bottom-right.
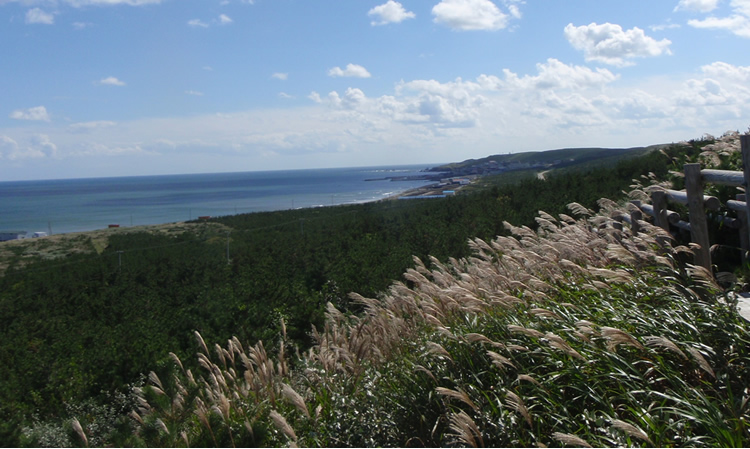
[[0, 221, 230, 274]]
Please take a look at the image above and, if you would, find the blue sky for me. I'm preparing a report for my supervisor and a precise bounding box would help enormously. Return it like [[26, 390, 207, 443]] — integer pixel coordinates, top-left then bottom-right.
[[1, 0, 749, 181]]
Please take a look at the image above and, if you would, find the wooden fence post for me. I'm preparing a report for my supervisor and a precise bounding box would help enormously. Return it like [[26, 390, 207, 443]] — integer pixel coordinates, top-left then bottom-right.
[[631, 200, 642, 235], [684, 163, 712, 272], [741, 135, 750, 256], [651, 191, 670, 232], [737, 193, 748, 263]]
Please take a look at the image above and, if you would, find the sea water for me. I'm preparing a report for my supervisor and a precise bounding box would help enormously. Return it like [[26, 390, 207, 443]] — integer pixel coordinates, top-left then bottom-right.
[[0, 165, 436, 235]]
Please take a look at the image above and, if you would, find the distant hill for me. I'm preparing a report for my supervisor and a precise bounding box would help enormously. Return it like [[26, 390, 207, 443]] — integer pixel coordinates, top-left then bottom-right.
[[430, 144, 667, 174]]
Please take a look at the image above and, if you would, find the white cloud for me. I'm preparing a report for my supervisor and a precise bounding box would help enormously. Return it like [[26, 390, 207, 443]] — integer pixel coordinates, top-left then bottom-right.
[[564, 22, 672, 67], [0, 135, 18, 160], [674, 0, 719, 12], [328, 63, 372, 78], [700, 60, 750, 81], [25, 8, 54, 24], [9, 106, 50, 121], [278, 92, 295, 99], [218, 14, 232, 24], [502, 58, 619, 90], [97, 76, 126, 86], [432, 0, 509, 31], [32, 134, 57, 157], [64, 0, 164, 6], [650, 22, 681, 31], [368, 1, 415, 26], [188, 19, 209, 28], [69, 120, 117, 131], [272, 72, 288, 80], [185, 90, 204, 96], [3, 57, 749, 180], [3, 134, 56, 160], [308, 91, 323, 103], [687, 0, 750, 38]]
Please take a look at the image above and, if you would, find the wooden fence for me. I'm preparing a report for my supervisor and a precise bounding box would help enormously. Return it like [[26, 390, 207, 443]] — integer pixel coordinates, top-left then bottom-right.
[[617, 135, 750, 274]]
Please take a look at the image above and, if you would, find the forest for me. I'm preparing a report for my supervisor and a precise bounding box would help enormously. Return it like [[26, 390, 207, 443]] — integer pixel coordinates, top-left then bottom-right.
[[2, 136, 743, 446]]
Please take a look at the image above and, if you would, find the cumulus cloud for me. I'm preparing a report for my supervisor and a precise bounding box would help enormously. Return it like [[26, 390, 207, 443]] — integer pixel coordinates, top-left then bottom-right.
[[32, 134, 58, 157], [432, 0, 509, 31], [25, 8, 54, 24], [674, 0, 719, 12], [368, 1, 415, 26], [687, 0, 750, 38], [9, 106, 50, 121], [328, 64, 372, 78], [218, 14, 232, 24], [672, 61, 750, 109], [308, 91, 323, 103], [272, 72, 288, 80], [98, 76, 126, 86], [564, 22, 672, 66], [3, 134, 57, 160], [0, 135, 18, 159], [502, 58, 619, 90]]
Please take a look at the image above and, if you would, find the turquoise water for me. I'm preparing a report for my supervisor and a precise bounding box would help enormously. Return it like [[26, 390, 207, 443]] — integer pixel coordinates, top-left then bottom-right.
[[0, 165, 436, 235]]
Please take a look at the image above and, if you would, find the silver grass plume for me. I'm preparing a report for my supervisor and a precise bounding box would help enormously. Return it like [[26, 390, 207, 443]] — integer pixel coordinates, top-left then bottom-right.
[[269, 410, 297, 442], [436, 386, 479, 411], [504, 390, 532, 426], [612, 419, 652, 444], [71, 418, 88, 447], [643, 336, 687, 359], [552, 432, 592, 448], [447, 410, 484, 447]]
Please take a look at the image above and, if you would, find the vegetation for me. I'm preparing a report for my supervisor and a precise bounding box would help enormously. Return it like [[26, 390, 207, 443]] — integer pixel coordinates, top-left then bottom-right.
[[1, 133, 749, 446]]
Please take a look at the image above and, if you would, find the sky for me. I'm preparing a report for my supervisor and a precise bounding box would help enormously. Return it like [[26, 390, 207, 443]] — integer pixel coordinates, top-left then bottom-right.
[[1, 0, 749, 181]]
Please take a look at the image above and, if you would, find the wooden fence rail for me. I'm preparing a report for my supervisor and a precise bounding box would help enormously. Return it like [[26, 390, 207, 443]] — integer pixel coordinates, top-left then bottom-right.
[[632, 135, 750, 274]]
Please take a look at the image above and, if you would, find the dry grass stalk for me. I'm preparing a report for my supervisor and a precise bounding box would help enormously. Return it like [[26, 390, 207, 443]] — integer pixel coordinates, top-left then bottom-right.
[[601, 326, 644, 351], [643, 336, 687, 359], [281, 383, 309, 418], [269, 410, 297, 442], [687, 347, 716, 378], [447, 410, 484, 448], [552, 432, 592, 448], [516, 374, 541, 387], [504, 390, 532, 426], [487, 351, 516, 371], [529, 308, 562, 320], [544, 332, 586, 361], [71, 418, 88, 447], [436, 387, 479, 411], [508, 324, 543, 338], [612, 419, 652, 444], [426, 342, 454, 361]]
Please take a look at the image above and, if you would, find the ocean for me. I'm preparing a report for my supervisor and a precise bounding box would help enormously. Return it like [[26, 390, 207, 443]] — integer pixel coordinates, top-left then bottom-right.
[[0, 165, 437, 235]]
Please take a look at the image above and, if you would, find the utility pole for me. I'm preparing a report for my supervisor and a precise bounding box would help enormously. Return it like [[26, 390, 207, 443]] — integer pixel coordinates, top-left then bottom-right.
[[226, 231, 231, 264]]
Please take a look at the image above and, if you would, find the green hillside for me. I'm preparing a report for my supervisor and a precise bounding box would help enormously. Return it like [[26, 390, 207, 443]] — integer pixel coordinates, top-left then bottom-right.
[[433, 145, 661, 171], [3, 132, 750, 447]]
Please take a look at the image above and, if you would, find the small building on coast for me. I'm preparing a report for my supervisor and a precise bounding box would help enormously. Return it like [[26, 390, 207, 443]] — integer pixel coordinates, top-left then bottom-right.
[[0, 231, 28, 242]]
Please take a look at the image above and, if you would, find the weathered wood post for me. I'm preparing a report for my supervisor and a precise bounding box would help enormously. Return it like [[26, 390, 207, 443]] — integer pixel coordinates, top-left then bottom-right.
[[684, 163, 712, 272], [651, 190, 670, 232], [631, 200, 642, 235], [736, 194, 748, 262], [741, 135, 750, 256]]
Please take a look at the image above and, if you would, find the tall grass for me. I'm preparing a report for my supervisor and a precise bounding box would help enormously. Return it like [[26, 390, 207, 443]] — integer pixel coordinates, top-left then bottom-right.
[[109, 187, 750, 447]]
